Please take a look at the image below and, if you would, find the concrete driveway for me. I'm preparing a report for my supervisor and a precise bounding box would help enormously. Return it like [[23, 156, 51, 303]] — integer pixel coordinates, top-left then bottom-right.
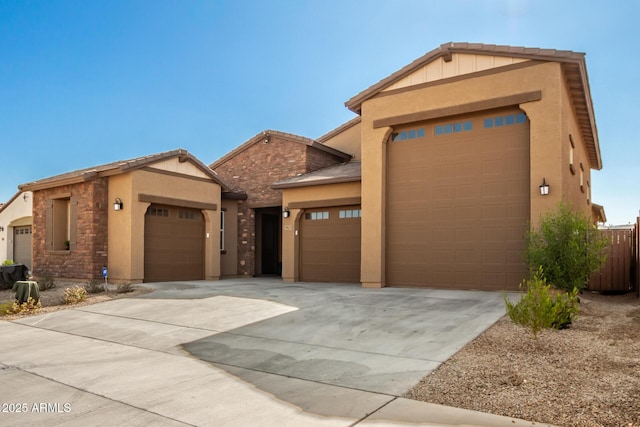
[[0, 278, 547, 426]]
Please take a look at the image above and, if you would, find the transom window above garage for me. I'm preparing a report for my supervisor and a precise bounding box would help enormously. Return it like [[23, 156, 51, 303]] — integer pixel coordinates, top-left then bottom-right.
[[391, 128, 425, 141], [435, 120, 472, 135], [484, 113, 527, 128], [178, 210, 198, 220], [147, 207, 169, 217], [339, 209, 361, 219], [305, 211, 329, 220]]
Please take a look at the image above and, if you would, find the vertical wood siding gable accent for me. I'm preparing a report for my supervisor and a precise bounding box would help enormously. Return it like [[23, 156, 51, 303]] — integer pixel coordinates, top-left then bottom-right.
[[69, 197, 78, 250], [45, 199, 53, 250]]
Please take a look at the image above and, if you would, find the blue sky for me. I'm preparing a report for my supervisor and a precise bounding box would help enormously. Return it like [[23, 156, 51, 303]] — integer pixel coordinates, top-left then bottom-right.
[[0, 0, 638, 224]]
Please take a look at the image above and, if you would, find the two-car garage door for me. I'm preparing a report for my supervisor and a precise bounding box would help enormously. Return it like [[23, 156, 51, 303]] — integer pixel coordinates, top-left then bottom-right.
[[386, 108, 530, 290]]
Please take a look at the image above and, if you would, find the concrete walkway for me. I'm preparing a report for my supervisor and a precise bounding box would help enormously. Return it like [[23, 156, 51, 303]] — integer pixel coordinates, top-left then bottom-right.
[[0, 278, 553, 426]]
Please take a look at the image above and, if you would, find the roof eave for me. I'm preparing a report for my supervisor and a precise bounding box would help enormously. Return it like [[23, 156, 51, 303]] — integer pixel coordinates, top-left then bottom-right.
[[271, 175, 361, 190]]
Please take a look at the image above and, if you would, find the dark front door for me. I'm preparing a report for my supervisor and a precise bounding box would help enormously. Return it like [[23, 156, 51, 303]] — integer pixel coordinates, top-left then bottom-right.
[[256, 207, 281, 276]]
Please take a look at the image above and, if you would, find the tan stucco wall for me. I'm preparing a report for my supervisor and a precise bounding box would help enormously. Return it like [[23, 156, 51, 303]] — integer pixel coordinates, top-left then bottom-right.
[[321, 121, 362, 160], [360, 61, 581, 287], [559, 74, 594, 220], [107, 169, 221, 283], [221, 198, 239, 276], [281, 181, 361, 282]]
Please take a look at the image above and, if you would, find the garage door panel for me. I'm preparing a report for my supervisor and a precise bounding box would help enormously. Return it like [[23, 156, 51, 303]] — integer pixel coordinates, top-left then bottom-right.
[[144, 205, 204, 282], [387, 108, 529, 290], [300, 206, 361, 283]]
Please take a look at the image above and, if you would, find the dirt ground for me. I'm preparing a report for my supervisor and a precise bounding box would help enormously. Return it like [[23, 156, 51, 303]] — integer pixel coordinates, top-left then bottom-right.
[[406, 291, 640, 427], [0, 280, 152, 320]]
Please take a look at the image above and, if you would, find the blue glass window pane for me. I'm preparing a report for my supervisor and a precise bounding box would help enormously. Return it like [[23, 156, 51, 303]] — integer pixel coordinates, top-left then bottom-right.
[[495, 117, 504, 127], [454, 123, 462, 132], [435, 126, 443, 135], [505, 115, 515, 125], [484, 118, 493, 128], [516, 113, 527, 124], [392, 133, 399, 141], [463, 121, 472, 131], [444, 124, 453, 134], [408, 129, 416, 139], [399, 131, 407, 140], [417, 128, 425, 138]]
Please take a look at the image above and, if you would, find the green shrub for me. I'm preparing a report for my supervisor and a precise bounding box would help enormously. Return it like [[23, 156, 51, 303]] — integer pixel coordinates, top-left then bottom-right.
[[504, 267, 580, 339], [2, 259, 14, 266], [0, 302, 14, 316], [36, 272, 56, 291], [116, 283, 133, 294], [85, 279, 106, 294], [63, 286, 87, 305], [525, 202, 608, 292], [9, 297, 42, 315]]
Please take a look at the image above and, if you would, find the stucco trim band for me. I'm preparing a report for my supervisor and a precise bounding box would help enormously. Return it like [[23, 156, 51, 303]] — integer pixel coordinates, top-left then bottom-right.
[[373, 90, 542, 129], [288, 197, 362, 209], [138, 194, 218, 211]]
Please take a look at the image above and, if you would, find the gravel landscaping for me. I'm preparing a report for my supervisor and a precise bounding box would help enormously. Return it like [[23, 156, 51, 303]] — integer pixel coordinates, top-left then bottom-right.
[[0, 281, 152, 320], [406, 291, 640, 427]]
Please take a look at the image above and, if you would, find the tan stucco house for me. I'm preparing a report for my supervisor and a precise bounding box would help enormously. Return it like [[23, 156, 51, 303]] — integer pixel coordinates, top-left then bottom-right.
[[0, 191, 33, 269], [19, 149, 228, 283], [18, 42, 605, 291], [272, 42, 604, 291]]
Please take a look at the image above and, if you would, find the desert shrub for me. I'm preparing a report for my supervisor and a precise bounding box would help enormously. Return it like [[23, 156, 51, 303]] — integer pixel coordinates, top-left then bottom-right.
[[2, 259, 14, 266], [85, 279, 106, 294], [36, 272, 56, 291], [116, 283, 133, 294], [0, 302, 14, 316], [504, 267, 580, 339], [10, 297, 42, 315], [525, 202, 608, 292], [63, 286, 87, 305]]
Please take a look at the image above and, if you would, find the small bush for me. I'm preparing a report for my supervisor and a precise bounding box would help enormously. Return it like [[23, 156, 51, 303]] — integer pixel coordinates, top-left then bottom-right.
[[10, 297, 42, 315], [116, 283, 133, 294], [63, 286, 87, 305], [2, 259, 14, 266], [85, 279, 106, 294], [0, 302, 14, 316], [526, 202, 608, 292], [504, 267, 579, 339], [36, 272, 56, 291]]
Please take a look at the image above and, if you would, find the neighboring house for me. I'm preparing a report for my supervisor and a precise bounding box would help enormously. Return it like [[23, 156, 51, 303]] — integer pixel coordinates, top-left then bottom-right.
[[210, 130, 352, 277], [0, 191, 33, 269], [272, 42, 604, 291], [19, 149, 228, 283]]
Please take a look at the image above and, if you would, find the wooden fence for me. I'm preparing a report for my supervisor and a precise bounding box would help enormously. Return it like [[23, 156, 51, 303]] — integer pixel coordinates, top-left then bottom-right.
[[588, 227, 635, 293]]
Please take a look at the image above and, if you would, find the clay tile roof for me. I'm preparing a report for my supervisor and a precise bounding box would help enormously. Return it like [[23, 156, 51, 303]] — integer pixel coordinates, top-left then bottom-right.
[[209, 129, 352, 170], [344, 42, 601, 170], [271, 161, 361, 189], [19, 148, 230, 192]]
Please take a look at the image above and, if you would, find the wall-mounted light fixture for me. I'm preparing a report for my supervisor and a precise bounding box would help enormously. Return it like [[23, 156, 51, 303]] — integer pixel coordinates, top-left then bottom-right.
[[0, 226, 4, 232], [23, 193, 29, 202], [282, 208, 290, 218], [113, 198, 124, 211], [539, 178, 550, 196]]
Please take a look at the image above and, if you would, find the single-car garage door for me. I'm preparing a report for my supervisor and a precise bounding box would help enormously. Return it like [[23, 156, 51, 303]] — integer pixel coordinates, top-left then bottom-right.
[[386, 107, 530, 290], [300, 206, 361, 283], [144, 204, 205, 282], [13, 225, 32, 270]]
